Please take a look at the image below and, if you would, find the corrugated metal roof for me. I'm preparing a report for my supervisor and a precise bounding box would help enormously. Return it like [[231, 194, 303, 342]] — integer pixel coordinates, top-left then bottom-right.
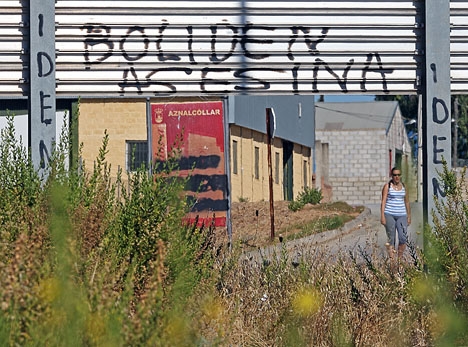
[[315, 101, 398, 132]]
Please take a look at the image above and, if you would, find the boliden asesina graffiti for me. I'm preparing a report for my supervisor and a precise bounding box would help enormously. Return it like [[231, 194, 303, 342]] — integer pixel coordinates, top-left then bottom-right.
[[81, 23, 394, 94]]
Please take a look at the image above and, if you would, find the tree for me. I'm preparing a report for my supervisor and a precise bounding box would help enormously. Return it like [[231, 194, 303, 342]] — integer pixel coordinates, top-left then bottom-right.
[[375, 95, 419, 120], [377, 94, 468, 165], [453, 95, 468, 163]]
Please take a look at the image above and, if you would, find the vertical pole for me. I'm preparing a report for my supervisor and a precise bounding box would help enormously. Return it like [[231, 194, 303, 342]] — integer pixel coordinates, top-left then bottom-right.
[[422, 0, 451, 229], [417, 95, 423, 202], [224, 98, 233, 245], [146, 97, 152, 175], [29, 0, 56, 179], [266, 108, 275, 240], [452, 96, 459, 168]]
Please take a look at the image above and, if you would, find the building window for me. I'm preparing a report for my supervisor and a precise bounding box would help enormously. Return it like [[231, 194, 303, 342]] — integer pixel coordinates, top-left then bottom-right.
[[232, 140, 238, 175], [126, 141, 148, 171], [254, 146, 260, 180], [303, 160, 308, 188], [275, 152, 280, 184]]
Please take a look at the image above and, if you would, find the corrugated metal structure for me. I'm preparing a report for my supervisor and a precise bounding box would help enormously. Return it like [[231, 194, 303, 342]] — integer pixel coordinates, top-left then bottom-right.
[[5, 0, 468, 96], [7, 1, 468, 96], [451, 1, 468, 94], [0, 0, 430, 97]]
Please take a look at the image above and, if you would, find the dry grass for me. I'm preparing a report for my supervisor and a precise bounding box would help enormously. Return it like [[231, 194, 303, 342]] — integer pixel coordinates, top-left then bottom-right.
[[211, 246, 428, 346]]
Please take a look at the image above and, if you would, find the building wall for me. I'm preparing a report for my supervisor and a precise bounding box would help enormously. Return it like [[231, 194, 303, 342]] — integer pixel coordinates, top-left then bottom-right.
[[316, 121, 417, 206], [315, 129, 388, 205], [230, 124, 312, 202], [78, 99, 312, 204], [386, 107, 413, 170], [78, 99, 147, 177], [293, 143, 312, 194], [386, 110, 418, 201]]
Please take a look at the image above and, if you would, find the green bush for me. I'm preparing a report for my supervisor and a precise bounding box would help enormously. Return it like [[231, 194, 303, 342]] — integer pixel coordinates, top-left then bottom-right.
[[288, 187, 323, 211], [288, 200, 304, 212], [2, 113, 468, 346], [297, 187, 323, 205]]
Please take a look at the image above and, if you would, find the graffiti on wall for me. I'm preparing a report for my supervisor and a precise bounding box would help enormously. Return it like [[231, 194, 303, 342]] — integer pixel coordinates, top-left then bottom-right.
[[81, 23, 396, 94], [151, 101, 227, 227]]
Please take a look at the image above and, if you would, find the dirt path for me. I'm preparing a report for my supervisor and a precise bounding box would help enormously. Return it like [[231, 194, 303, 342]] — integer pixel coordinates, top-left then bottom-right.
[[238, 203, 423, 266], [229, 200, 364, 249]]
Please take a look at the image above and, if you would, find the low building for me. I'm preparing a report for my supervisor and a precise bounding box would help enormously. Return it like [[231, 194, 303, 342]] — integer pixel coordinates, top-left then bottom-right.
[[315, 101, 417, 206], [227, 95, 315, 203], [77, 95, 315, 226]]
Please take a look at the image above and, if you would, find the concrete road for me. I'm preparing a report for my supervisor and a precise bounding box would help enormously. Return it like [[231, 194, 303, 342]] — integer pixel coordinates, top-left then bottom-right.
[[243, 202, 424, 265], [321, 203, 423, 258]]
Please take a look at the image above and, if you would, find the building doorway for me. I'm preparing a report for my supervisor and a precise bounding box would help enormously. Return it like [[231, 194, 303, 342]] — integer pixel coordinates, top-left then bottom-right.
[[283, 140, 293, 201]]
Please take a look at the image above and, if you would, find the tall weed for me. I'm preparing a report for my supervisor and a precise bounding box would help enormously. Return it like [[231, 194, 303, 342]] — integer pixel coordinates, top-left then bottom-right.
[[420, 162, 468, 345], [0, 111, 220, 345], [1, 111, 468, 346]]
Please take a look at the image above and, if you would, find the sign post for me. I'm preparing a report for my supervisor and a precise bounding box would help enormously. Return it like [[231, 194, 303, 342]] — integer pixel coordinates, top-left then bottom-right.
[[266, 108, 275, 240]]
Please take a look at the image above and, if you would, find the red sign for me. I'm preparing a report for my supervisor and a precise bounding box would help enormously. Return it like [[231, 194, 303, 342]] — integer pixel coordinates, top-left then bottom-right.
[[151, 101, 227, 227]]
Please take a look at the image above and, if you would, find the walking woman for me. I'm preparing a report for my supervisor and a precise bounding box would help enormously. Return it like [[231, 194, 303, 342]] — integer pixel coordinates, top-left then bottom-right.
[[380, 167, 411, 259]]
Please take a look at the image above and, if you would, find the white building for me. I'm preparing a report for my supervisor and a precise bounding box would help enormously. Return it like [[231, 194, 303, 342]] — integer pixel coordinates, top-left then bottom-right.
[[315, 101, 416, 206]]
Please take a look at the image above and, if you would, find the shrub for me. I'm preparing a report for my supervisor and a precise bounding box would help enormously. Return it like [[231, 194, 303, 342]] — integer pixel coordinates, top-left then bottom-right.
[[297, 187, 323, 205], [288, 200, 304, 212], [288, 187, 323, 211]]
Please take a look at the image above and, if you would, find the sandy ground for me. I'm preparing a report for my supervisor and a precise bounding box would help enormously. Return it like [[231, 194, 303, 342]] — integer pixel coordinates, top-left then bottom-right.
[[228, 200, 363, 249]]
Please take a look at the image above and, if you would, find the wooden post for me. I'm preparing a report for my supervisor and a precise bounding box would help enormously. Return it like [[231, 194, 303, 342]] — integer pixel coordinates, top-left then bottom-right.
[[266, 108, 275, 240]]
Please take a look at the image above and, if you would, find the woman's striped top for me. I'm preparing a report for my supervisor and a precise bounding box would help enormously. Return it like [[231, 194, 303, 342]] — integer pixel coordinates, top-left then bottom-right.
[[384, 185, 407, 216]]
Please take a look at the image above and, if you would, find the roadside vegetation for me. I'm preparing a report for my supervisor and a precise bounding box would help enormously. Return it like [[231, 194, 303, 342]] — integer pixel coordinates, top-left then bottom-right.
[[288, 186, 323, 211], [281, 201, 364, 242], [0, 114, 467, 346]]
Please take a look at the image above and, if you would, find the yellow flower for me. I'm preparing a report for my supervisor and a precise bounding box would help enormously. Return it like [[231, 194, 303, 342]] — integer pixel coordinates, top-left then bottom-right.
[[36, 277, 60, 303], [292, 287, 323, 317]]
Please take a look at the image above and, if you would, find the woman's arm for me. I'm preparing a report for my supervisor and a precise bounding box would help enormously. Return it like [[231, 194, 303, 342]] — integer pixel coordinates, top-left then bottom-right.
[[380, 183, 388, 225], [405, 188, 411, 225]]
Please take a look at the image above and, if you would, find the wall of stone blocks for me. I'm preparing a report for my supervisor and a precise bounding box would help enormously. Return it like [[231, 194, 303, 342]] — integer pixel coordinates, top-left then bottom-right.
[[79, 99, 147, 177], [316, 124, 418, 206], [316, 129, 388, 178], [328, 176, 384, 205], [316, 129, 389, 206]]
